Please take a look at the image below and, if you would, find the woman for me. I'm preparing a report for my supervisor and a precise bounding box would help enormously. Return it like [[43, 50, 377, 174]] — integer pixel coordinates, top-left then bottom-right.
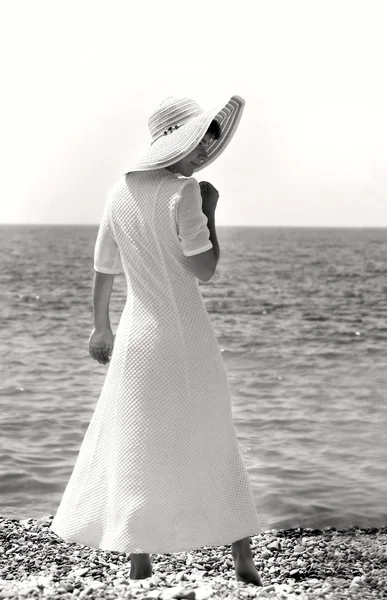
[[50, 95, 264, 587]]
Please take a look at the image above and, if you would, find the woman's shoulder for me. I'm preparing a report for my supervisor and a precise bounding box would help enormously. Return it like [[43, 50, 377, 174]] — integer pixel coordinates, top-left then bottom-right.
[[123, 169, 179, 186], [112, 170, 194, 198]]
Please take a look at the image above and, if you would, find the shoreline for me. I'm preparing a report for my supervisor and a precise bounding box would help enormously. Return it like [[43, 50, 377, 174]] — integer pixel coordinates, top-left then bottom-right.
[[1, 515, 386, 599]]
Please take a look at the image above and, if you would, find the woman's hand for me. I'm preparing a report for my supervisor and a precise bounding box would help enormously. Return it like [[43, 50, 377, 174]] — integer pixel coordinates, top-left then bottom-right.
[[199, 181, 219, 216], [88, 326, 115, 365]]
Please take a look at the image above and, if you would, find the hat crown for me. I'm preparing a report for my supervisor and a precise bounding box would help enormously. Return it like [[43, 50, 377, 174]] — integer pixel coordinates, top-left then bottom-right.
[[148, 96, 204, 143]]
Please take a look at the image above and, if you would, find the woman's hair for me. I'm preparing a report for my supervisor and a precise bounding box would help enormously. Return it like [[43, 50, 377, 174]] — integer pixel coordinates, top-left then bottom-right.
[[206, 119, 221, 140]]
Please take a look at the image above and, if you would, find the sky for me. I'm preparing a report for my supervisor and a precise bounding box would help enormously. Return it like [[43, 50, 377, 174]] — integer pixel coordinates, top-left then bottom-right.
[[0, 0, 386, 227]]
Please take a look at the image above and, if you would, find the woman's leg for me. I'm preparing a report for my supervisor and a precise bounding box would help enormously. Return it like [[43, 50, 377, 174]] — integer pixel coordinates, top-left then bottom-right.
[[231, 536, 253, 559], [129, 552, 153, 579]]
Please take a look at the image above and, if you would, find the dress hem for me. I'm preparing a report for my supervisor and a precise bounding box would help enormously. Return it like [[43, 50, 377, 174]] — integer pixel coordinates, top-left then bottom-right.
[[49, 525, 265, 555]]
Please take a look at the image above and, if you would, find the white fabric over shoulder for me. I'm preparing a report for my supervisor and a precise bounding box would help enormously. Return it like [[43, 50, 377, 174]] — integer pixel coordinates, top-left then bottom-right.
[[176, 178, 213, 257], [93, 195, 123, 274]]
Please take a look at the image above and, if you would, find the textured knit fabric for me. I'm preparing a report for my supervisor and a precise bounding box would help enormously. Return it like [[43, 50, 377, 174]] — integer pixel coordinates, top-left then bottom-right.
[[49, 168, 263, 554]]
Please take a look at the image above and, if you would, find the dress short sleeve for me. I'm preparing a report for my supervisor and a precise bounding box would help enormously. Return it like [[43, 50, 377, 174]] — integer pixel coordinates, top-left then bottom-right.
[[175, 178, 213, 257], [93, 195, 123, 274]]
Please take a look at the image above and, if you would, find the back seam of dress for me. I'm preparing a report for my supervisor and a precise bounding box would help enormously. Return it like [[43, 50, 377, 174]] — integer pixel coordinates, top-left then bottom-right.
[[151, 176, 218, 539], [152, 177, 190, 400]]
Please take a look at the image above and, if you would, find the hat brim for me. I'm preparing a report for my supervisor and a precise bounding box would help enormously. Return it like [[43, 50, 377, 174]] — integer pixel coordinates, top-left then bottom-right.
[[123, 95, 245, 175]]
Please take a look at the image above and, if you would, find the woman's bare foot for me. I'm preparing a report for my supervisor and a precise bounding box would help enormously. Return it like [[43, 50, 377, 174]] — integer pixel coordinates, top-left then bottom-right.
[[129, 553, 153, 580], [231, 537, 263, 587]]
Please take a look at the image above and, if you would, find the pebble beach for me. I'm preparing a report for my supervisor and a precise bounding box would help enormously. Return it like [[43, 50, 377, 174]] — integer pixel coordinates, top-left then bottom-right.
[[1, 515, 386, 600]]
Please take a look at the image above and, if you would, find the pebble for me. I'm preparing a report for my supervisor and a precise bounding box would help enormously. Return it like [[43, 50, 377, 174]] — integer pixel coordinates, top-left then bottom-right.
[[0, 515, 387, 599], [266, 540, 281, 552]]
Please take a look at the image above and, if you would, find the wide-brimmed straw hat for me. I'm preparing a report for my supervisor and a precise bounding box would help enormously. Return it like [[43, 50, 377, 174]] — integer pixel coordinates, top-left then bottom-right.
[[124, 94, 245, 175]]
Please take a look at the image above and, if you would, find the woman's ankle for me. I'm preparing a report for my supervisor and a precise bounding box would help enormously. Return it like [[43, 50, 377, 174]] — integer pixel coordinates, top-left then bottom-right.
[[130, 553, 151, 565], [231, 537, 252, 560]]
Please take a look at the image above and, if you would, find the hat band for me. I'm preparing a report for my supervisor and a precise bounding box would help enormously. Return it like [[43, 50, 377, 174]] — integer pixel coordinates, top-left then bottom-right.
[[151, 123, 181, 145], [150, 105, 203, 144]]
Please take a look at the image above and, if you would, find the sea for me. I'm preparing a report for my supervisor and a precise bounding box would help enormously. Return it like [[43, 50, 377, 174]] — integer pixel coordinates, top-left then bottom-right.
[[1, 224, 387, 532]]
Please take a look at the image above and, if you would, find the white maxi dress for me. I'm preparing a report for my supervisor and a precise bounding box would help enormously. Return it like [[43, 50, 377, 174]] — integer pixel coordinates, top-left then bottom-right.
[[50, 168, 263, 554]]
